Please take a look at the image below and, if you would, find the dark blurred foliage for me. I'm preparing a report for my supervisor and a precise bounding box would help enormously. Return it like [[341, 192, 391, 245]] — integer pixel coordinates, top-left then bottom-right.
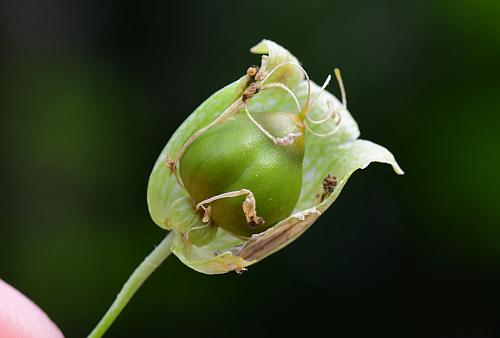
[[1, 0, 499, 337]]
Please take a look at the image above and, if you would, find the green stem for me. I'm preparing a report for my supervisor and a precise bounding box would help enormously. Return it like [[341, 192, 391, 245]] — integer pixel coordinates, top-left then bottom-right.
[[87, 232, 175, 338]]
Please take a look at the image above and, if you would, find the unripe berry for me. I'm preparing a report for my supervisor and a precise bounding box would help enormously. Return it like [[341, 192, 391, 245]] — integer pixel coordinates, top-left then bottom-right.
[[180, 112, 304, 237]]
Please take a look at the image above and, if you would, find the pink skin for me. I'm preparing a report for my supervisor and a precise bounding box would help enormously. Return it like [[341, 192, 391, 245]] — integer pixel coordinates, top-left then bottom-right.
[[0, 279, 63, 338]]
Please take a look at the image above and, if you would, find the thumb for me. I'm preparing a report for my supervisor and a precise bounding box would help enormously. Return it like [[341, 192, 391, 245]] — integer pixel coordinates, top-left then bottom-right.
[[0, 279, 63, 338]]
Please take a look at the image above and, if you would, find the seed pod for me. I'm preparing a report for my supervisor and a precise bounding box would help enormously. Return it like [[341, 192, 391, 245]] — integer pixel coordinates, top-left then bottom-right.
[[147, 40, 403, 274], [179, 112, 305, 237]]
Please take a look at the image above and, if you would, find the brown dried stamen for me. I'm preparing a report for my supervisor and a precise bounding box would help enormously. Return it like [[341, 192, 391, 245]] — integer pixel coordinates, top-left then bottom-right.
[[321, 174, 337, 202], [242, 82, 260, 102], [195, 189, 264, 226], [247, 216, 265, 230], [166, 155, 176, 174], [246, 66, 258, 78]]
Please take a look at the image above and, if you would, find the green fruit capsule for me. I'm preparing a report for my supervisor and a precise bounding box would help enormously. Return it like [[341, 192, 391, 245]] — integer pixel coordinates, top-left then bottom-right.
[[179, 111, 305, 237], [146, 39, 404, 275]]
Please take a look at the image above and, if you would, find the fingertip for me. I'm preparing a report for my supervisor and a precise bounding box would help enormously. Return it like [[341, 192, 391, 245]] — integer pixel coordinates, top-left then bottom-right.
[[0, 279, 64, 338]]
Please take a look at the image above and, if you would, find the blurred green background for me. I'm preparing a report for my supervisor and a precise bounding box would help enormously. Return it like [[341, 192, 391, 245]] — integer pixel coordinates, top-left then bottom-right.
[[1, 0, 499, 337]]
